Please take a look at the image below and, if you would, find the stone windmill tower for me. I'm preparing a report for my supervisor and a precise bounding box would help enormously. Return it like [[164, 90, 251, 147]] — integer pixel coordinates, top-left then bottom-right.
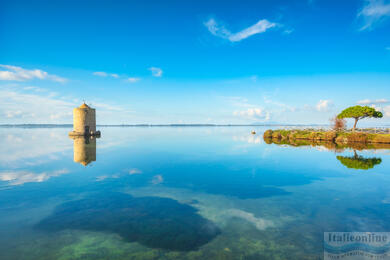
[[69, 103, 100, 136]]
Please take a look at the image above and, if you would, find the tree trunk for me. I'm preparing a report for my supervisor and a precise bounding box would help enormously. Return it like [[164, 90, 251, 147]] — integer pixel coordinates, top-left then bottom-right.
[[353, 118, 358, 131]]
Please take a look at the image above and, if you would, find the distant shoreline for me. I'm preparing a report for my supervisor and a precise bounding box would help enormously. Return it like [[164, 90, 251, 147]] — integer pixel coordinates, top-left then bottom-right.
[[0, 124, 330, 128], [0, 124, 388, 128]]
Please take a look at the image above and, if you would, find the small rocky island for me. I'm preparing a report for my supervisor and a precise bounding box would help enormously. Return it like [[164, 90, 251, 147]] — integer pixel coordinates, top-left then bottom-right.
[[263, 129, 390, 144], [264, 105, 390, 144]]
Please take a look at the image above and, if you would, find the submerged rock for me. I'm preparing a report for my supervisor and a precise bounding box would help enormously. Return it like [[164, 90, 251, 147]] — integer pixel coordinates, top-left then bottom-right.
[[35, 192, 220, 251]]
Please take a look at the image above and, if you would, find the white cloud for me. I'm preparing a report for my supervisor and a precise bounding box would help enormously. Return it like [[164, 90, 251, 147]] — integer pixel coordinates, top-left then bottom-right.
[[204, 18, 277, 42], [233, 108, 270, 121], [23, 86, 46, 92], [221, 96, 252, 108], [0, 169, 69, 186], [384, 105, 390, 117], [0, 89, 128, 124], [149, 67, 163, 77], [283, 28, 294, 34], [0, 65, 67, 83], [127, 77, 141, 83], [93, 71, 120, 78], [91, 102, 125, 112], [0, 89, 75, 123], [264, 97, 297, 112], [93, 71, 108, 77], [358, 0, 390, 31], [357, 98, 389, 105], [5, 110, 23, 118], [316, 99, 333, 112], [374, 105, 390, 117]]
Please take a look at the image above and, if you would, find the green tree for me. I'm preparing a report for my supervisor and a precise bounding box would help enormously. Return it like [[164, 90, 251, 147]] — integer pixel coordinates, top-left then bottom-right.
[[337, 105, 383, 131]]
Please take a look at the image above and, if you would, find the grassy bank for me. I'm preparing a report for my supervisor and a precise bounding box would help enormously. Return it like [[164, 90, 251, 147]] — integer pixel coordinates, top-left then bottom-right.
[[263, 129, 390, 144]]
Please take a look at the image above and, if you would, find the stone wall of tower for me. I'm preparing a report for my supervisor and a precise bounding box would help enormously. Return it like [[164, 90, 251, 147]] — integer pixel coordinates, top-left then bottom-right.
[[73, 107, 96, 134], [85, 108, 96, 133]]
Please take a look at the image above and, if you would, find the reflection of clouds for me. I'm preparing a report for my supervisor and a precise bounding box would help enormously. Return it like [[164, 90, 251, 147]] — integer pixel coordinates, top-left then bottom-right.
[[96, 175, 109, 182], [0, 169, 69, 185], [124, 186, 280, 232], [233, 135, 262, 144], [195, 203, 275, 231], [224, 209, 274, 230], [363, 149, 390, 156], [315, 146, 332, 152], [129, 168, 142, 175], [0, 129, 72, 166], [95, 174, 120, 182], [151, 175, 163, 185]]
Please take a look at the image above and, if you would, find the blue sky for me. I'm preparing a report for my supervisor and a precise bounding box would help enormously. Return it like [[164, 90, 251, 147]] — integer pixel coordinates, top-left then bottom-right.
[[1, 0, 390, 125]]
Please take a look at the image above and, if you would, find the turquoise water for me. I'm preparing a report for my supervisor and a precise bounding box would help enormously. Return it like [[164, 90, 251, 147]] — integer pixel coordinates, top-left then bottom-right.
[[1, 126, 390, 259]]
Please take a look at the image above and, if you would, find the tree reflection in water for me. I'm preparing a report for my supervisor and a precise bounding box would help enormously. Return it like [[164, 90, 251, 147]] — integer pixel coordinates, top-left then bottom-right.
[[264, 137, 385, 171], [337, 150, 382, 170]]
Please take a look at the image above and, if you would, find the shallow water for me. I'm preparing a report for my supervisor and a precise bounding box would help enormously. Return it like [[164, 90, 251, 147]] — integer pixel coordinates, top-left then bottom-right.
[[1, 126, 390, 259]]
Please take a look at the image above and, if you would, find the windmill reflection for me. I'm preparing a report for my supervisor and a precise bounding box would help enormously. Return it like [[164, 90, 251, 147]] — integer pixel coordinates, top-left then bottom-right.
[[69, 136, 97, 166]]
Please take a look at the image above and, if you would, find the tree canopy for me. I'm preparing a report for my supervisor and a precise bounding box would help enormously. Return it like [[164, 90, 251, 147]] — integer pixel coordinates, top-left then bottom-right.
[[337, 105, 383, 130]]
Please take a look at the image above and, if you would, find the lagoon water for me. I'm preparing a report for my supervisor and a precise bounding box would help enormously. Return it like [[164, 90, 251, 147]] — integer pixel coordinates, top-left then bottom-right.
[[1, 126, 390, 259]]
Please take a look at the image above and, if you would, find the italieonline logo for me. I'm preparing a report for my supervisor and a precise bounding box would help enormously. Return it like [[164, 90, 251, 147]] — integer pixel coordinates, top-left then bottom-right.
[[324, 232, 390, 259]]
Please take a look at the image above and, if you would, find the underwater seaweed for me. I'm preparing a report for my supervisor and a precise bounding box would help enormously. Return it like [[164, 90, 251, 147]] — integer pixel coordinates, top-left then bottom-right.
[[35, 192, 220, 251]]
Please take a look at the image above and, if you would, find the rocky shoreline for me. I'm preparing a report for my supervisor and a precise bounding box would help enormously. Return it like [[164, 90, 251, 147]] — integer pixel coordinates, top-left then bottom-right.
[[263, 129, 390, 144]]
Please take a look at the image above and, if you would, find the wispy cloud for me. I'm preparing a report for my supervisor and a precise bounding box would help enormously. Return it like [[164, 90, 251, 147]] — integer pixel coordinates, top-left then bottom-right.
[[0, 89, 74, 122], [204, 18, 277, 42], [357, 99, 390, 117], [358, 0, 390, 31], [127, 77, 141, 83], [23, 86, 47, 92], [264, 97, 297, 112], [221, 96, 251, 108], [384, 106, 390, 117], [0, 65, 67, 83], [149, 67, 163, 77], [5, 110, 23, 118], [233, 108, 270, 121], [357, 98, 389, 105], [316, 99, 333, 112], [0, 88, 130, 123], [93, 71, 119, 78]]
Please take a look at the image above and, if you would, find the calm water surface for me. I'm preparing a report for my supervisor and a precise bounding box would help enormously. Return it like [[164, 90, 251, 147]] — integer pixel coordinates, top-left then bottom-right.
[[1, 126, 390, 259]]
